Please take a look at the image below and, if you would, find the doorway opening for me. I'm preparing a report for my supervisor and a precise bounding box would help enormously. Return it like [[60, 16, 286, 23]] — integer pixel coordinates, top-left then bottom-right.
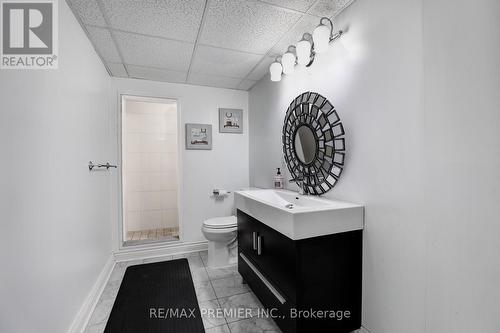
[[121, 95, 180, 246]]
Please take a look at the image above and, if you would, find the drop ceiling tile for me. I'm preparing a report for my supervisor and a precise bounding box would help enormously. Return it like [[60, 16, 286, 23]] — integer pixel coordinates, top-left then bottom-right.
[[271, 14, 320, 54], [107, 62, 128, 77], [114, 32, 194, 71], [101, 0, 205, 42], [247, 55, 276, 81], [188, 73, 242, 90], [85, 26, 122, 63], [200, 0, 302, 55], [238, 79, 258, 91], [191, 45, 262, 78], [127, 65, 187, 83], [67, 0, 106, 26], [259, 0, 316, 12], [307, 0, 354, 18]]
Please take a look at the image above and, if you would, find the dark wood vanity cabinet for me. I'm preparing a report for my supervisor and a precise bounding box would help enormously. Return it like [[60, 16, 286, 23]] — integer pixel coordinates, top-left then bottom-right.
[[237, 209, 362, 333]]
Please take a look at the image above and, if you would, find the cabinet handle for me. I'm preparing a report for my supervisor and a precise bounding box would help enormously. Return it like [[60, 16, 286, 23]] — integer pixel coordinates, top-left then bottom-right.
[[253, 232, 257, 250], [257, 236, 262, 255]]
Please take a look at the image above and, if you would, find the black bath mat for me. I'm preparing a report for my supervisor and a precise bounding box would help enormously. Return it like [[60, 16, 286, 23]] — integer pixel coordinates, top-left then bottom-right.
[[104, 259, 204, 333]]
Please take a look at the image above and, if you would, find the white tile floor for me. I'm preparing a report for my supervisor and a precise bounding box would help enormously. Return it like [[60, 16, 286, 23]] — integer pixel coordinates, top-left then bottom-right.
[[84, 251, 282, 333]]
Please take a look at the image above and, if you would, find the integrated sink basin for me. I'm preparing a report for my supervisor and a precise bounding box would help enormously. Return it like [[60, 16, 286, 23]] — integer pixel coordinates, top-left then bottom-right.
[[235, 189, 364, 240]]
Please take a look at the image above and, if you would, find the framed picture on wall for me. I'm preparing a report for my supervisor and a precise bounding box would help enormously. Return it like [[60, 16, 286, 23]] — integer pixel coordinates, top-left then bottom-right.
[[185, 123, 212, 150], [219, 108, 243, 133]]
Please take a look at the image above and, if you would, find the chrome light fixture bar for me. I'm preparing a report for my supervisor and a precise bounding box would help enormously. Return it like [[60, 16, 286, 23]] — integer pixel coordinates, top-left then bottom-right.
[[269, 17, 343, 81]]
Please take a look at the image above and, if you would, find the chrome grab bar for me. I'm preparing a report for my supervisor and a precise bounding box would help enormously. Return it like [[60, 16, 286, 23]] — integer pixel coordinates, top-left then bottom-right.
[[88, 161, 117, 171]]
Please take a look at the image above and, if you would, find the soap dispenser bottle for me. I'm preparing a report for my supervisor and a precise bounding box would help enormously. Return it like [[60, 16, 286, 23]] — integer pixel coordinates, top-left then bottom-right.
[[274, 168, 284, 189]]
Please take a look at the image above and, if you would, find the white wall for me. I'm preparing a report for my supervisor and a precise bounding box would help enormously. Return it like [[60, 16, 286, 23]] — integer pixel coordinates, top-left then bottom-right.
[[111, 78, 249, 246], [0, 1, 113, 333], [250, 0, 500, 332], [423, 0, 500, 331]]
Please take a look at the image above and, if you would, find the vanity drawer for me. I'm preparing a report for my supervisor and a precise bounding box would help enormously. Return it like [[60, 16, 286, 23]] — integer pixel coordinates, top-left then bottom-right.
[[238, 252, 297, 333], [237, 210, 297, 303]]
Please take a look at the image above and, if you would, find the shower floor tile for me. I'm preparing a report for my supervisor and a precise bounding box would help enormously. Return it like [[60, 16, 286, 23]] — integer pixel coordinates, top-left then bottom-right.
[[125, 227, 179, 242]]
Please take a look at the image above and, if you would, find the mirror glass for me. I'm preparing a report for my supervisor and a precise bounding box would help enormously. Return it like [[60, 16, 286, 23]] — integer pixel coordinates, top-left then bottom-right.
[[294, 125, 317, 164]]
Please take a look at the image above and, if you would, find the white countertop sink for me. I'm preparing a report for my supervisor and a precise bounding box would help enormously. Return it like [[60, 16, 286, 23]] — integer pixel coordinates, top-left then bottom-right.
[[234, 189, 364, 240]]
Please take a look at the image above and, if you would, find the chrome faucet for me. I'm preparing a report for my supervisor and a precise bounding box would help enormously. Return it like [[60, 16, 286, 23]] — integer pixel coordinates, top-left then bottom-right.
[[289, 173, 308, 195]]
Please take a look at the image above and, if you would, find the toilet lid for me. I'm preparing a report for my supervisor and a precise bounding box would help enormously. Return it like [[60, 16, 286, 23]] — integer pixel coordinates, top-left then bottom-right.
[[203, 216, 237, 229]]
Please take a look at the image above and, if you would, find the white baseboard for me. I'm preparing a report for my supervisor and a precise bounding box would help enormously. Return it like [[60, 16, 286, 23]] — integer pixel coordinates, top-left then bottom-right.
[[114, 240, 208, 263], [67, 255, 115, 333]]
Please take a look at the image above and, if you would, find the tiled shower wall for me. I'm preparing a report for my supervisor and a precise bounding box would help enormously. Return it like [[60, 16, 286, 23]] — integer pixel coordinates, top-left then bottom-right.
[[123, 100, 178, 232]]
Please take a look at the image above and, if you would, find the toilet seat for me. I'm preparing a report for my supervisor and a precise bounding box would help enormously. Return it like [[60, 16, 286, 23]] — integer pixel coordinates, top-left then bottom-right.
[[203, 216, 237, 229]]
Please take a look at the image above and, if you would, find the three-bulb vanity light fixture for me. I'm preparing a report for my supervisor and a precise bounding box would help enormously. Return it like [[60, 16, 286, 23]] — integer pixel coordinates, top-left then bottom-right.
[[269, 17, 343, 82]]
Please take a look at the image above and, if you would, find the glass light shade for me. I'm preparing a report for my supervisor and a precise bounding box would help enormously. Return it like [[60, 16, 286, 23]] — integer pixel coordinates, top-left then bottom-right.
[[269, 61, 282, 81], [296, 39, 311, 65], [281, 52, 296, 75], [313, 24, 330, 53]]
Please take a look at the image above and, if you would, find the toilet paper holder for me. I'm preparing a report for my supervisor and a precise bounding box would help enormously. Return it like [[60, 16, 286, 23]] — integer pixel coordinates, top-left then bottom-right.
[[212, 189, 231, 196]]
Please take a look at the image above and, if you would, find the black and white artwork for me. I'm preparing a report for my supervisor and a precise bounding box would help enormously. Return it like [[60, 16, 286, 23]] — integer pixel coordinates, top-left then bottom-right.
[[186, 123, 212, 150], [219, 108, 243, 133]]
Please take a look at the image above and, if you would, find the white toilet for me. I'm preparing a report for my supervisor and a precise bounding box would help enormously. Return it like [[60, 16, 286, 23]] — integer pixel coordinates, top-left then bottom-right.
[[201, 216, 237, 268]]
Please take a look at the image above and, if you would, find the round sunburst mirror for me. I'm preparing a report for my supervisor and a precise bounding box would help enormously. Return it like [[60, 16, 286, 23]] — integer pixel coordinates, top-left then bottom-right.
[[282, 92, 346, 195]]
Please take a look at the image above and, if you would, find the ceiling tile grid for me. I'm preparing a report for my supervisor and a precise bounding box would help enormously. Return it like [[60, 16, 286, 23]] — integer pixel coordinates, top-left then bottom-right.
[[114, 31, 194, 70], [199, 0, 302, 55], [66, 0, 355, 90], [190, 45, 263, 78], [270, 13, 321, 55], [101, 0, 206, 42], [127, 65, 188, 83], [257, 0, 317, 12], [85, 26, 122, 63], [246, 54, 277, 81], [188, 73, 243, 89], [67, 0, 106, 26], [307, 0, 354, 17]]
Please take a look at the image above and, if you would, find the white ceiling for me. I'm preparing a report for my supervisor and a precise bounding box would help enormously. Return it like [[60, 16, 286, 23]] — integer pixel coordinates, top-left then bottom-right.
[[67, 0, 354, 91]]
